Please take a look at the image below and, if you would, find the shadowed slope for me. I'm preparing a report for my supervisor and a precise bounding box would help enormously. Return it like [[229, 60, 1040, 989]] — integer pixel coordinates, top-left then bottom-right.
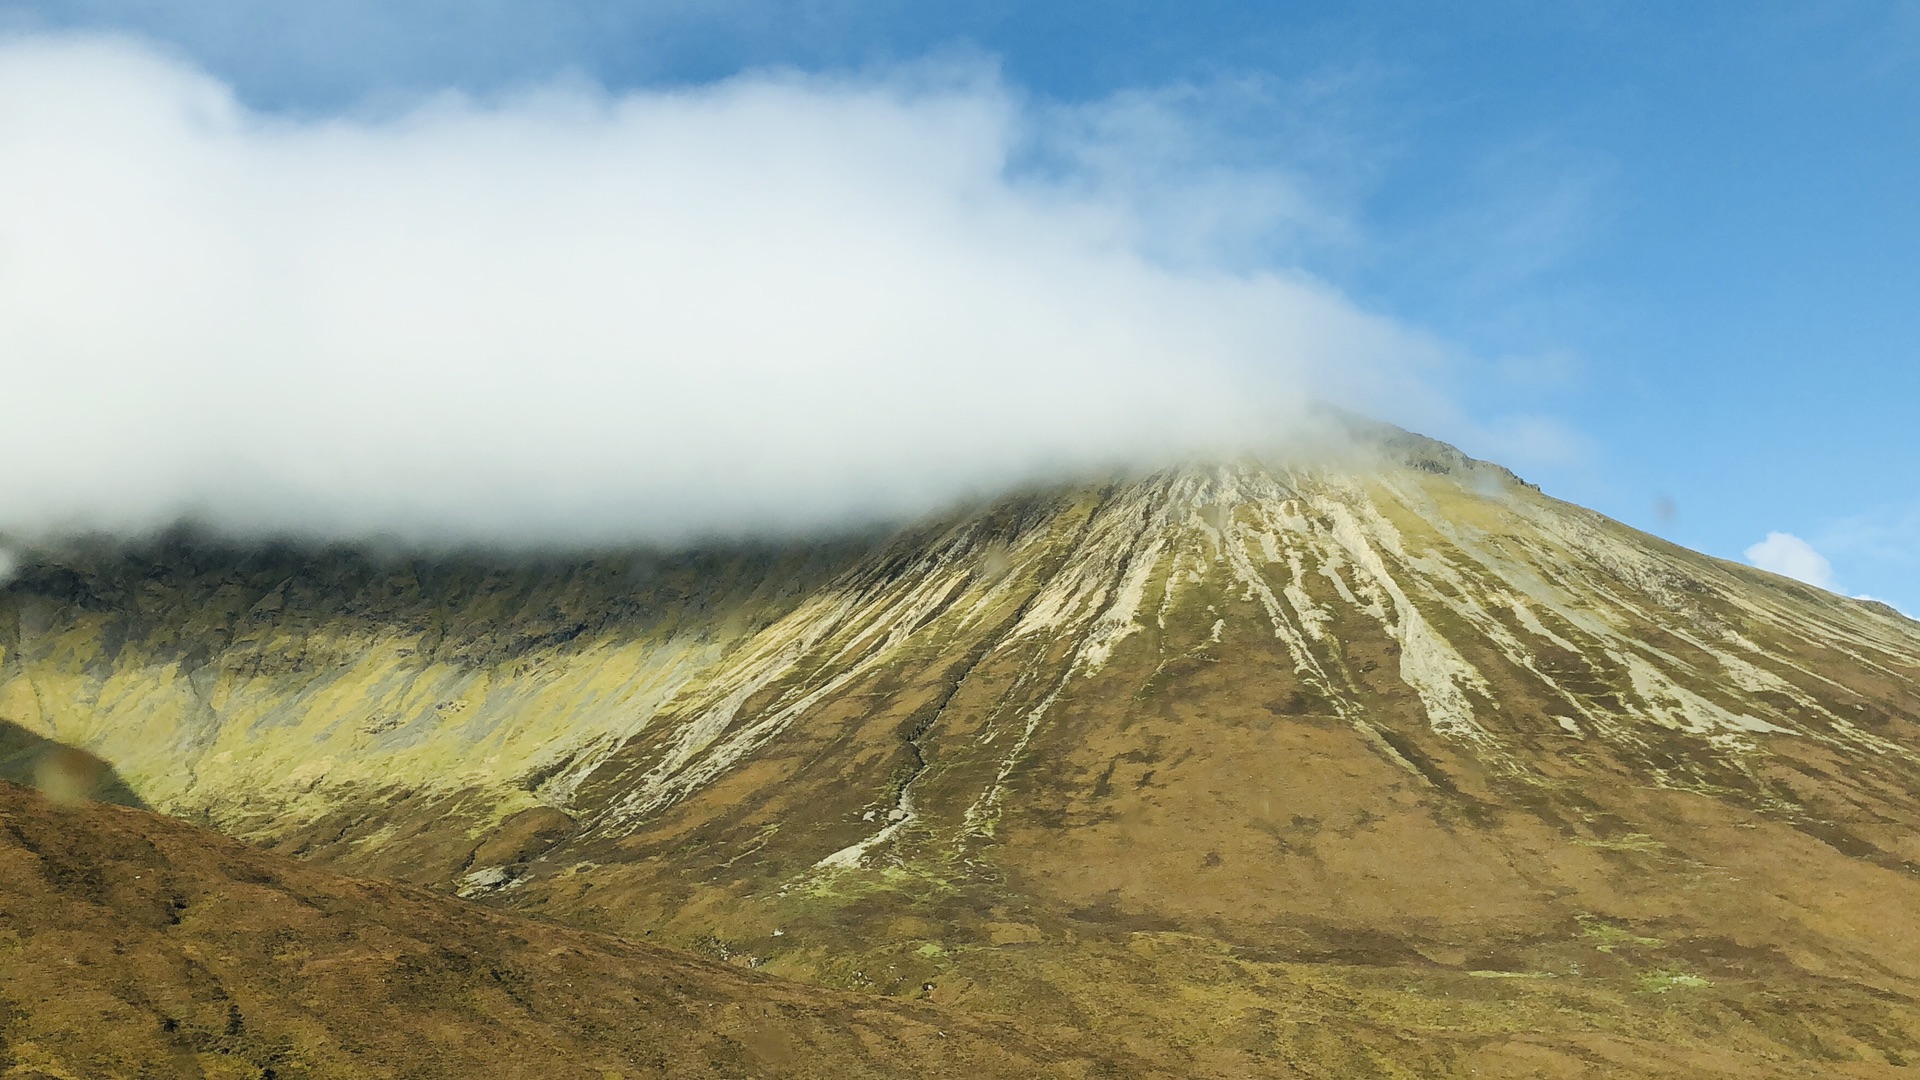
[[0, 720, 145, 808]]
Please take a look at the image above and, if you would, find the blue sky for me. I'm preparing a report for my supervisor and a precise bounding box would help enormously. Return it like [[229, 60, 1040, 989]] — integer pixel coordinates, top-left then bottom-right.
[[2, 1, 1915, 610]]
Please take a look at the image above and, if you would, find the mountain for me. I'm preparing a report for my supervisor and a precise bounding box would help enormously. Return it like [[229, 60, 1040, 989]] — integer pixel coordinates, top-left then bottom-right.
[[5, 425, 1920, 1076]]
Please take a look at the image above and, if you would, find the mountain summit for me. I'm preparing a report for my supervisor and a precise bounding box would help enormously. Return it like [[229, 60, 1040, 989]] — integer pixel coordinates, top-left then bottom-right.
[[6, 427, 1919, 1076]]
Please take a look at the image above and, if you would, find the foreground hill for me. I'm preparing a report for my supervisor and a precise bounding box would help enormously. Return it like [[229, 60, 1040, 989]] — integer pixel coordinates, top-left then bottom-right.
[[0, 778, 1137, 1078], [5, 425, 1920, 1075]]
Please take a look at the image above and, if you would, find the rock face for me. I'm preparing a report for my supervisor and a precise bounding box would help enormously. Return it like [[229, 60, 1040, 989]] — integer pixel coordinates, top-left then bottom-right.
[[6, 427, 1920, 1075]]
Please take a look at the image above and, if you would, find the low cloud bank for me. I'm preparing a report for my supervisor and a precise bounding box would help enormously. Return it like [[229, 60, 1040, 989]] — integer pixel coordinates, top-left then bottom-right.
[[0, 36, 1437, 545], [1745, 532, 1837, 591]]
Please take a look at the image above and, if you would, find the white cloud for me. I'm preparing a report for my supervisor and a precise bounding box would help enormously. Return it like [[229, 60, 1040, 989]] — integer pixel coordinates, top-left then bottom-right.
[[1744, 531, 1838, 591], [0, 35, 1441, 545]]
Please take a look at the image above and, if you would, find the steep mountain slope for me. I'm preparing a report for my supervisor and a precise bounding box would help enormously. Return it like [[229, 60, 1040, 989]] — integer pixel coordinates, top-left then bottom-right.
[[6, 427, 1920, 1075], [0, 537, 873, 878], [0, 778, 1140, 1079]]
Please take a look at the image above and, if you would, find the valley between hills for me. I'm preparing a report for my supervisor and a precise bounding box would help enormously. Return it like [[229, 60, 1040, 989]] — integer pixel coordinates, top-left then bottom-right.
[[5, 426, 1920, 1078]]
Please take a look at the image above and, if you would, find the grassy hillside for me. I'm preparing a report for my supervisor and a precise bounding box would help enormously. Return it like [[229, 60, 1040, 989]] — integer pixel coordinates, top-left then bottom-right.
[[0, 778, 1142, 1079]]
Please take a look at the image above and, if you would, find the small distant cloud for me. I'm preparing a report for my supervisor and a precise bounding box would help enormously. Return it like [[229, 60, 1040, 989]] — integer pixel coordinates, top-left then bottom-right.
[[1748, 511, 1915, 616], [1744, 532, 1837, 592]]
